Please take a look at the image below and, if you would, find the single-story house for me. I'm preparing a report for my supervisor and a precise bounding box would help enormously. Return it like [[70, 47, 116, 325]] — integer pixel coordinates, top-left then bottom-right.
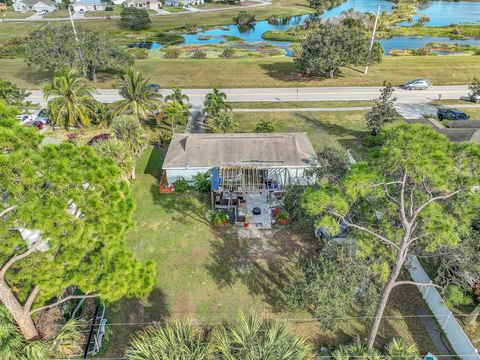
[[164, 0, 203, 7], [162, 133, 316, 228], [0, 3, 7, 11], [111, 0, 125, 4], [12, 0, 56, 12], [71, 0, 106, 12], [123, 0, 161, 9]]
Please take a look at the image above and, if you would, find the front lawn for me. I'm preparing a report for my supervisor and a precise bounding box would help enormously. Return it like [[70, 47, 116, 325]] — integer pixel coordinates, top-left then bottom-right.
[[43, 9, 70, 18], [1, 8, 35, 18]]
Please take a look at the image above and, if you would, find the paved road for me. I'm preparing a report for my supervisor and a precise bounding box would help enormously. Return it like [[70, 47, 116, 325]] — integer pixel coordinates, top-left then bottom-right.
[[26, 85, 471, 107]]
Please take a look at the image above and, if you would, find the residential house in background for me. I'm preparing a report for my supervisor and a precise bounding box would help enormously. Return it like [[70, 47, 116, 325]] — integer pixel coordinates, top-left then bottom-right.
[[164, 0, 203, 7], [0, 3, 7, 11], [123, 0, 162, 10], [71, 0, 106, 12], [12, 0, 56, 12]]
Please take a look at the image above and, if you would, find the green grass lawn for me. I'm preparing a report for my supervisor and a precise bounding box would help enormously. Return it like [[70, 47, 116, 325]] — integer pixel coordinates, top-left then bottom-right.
[[84, 5, 123, 17], [162, 5, 188, 13], [1, 8, 35, 18], [459, 107, 480, 119], [230, 100, 375, 109], [43, 9, 70, 18]]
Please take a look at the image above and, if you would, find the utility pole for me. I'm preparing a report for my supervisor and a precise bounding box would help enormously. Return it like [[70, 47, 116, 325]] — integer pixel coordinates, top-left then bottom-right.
[[68, 5, 87, 77], [364, 5, 381, 75]]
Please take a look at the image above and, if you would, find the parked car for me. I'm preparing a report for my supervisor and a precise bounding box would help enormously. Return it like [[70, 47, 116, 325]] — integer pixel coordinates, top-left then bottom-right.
[[32, 120, 45, 130], [402, 79, 430, 90], [437, 109, 470, 121], [146, 84, 161, 93], [16, 114, 34, 124], [470, 94, 480, 104], [35, 109, 50, 124], [87, 133, 110, 146]]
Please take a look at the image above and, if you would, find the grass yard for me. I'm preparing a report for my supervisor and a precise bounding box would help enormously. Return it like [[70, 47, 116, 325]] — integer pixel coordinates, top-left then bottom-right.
[[230, 100, 375, 109], [103, 115, 437, 356], [43, 9, 70, 18], [1, 8, 35, 18], [459, 107, 480, 119], [84, 5, 124, 17], [162, 5, 188, 13]]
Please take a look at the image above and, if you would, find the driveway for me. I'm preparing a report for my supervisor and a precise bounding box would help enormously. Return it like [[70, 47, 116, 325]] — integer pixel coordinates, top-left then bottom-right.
[[395, 103, 440, 120]]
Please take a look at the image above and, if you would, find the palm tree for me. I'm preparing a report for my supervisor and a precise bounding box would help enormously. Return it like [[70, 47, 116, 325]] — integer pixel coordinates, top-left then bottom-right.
[[161, 101, 189, 133], [332, 343, 382, 360], [126, 320, 209, 360], [385, 338, 420, 360], [110, 115, 147, 156], [211, 313, 313, 360], [93, 138, 135, 181], [0, 305, 82, 360], [165, 87, 189, 105], [210, 112, 238, 133], [203, 87, 231, 118], [43, 67, 98, 130], [113, 67, 163, 120]]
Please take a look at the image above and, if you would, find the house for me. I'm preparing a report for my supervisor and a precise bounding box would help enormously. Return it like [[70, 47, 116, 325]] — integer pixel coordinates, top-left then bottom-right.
[[71, 0, 106, 12], [162, 133, 316, 228], [164, 0, 203, 7], [123, 0, 162, 10], [0, 3, 7, 11], [12, 0, 56, 12], [111, 0, 125, 4]]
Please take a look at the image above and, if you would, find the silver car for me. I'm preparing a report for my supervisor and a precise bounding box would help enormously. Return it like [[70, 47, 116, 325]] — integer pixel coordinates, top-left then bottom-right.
[[35, 109, 50, 124], [403, 79, 430, 90]]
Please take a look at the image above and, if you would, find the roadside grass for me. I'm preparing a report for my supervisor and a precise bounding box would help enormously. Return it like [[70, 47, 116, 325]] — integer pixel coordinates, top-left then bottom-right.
[[0, 22, 41, 44], [103, 142, 436, 357], [429, 99, 475, 106], [233, 110, 400, 159], [1, 8, 35, 19], [459, 107, 480, 119], [84, 5, 124, 17], [162, 5, 187, 13], [229, 100, 375, 109], [43, 9, 70, 18]]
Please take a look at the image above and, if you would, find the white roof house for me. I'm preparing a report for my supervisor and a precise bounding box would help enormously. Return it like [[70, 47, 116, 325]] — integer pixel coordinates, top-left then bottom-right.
[[12, 0, 56, 12], [71, 0, 106, 12], [123, 0, 161, 9], [164, 0, 203, 7]]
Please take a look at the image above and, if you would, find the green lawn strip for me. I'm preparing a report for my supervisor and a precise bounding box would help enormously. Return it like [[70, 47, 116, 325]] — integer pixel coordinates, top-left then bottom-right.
[[84, 6, 124, 17], [1, 9, 35, 19], [229, 100, 375, 109], [43, 9, 70, 18], [389, 25, 480, 39], [458, 107, 480, 119], [162, 5, 187, 13], [429, 99, 475, 106]]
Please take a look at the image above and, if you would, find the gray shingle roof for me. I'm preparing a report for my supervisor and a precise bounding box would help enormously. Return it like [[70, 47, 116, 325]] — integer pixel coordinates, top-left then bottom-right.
[[163, 133, 316, 169]]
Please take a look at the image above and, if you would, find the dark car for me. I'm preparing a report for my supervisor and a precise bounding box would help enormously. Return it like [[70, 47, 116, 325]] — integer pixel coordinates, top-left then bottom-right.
[[437, 109, 470, 121], [87, 133, 110, 146], [146, 83, 161, 93]]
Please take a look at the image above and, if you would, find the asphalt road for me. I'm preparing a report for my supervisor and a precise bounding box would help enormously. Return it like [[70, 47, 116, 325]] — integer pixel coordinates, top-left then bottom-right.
[[26, 85, 471, 107]]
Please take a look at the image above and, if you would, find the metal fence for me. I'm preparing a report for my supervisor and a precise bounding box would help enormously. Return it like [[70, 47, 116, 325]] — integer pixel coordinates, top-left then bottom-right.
[[409, 256, 480, 360]]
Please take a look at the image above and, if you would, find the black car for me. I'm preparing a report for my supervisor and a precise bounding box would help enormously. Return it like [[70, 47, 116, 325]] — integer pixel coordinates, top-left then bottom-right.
[[437, 109, 470, 121], [146, 83, 161, 93]]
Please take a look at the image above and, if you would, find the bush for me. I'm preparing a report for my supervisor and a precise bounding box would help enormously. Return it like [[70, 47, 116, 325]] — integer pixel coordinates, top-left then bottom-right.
[[220, 48, 235, 58], [209, 210, 229, 225], [254, 119, 275, 133], [192, 50, 207, 59], [148, 32, 185, 45], [267, 14, 280, 25], [163, 46, 181, 59], [184, 23, 199, 33], [233, 11, 256, 26], [120, 7, 151, 30], [193, 172, 211, 193], [441, 119, 450, 128], [262, 30, 301, 42], [105, 6, 114, 11], [173, 178, 190, 193], [127, 47, 149, 59], [151, 130, 172, 147]]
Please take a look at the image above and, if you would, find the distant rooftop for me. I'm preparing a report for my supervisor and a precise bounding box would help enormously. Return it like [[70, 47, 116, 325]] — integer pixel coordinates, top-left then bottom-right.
[[163, 133, 316, 169]]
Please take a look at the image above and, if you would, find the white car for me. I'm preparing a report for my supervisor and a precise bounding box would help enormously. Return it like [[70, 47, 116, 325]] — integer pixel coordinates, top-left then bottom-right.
[[35, 109, 50, 124], [402, 79, 431, 90], [16, 114, 34, 124]]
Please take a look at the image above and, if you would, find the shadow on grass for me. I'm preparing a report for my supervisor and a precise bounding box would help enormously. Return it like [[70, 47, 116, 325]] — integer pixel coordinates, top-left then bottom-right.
[[105, 287, 170, 357], [144, 145, 165, 180], [259, 62, 346, 84]]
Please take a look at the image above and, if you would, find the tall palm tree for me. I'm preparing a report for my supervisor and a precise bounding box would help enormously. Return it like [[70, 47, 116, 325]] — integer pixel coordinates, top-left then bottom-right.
[[110, 115, 147, 156], [126, 320, 209, 360], [113, 67, 163, 120], [210, 112, 238, 133], [43, 67, 98, 130], [93, 138, 135, 181], [203, 87, 231, 118], [211, 313, 313, 360], [165, 87, 189, 105], [161, 101, 189, 133]]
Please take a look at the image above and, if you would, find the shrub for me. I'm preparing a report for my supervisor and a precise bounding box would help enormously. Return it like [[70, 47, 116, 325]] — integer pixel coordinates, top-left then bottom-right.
[[278, 210, 289, 221], [174, 178, 190, 193], [192, 50, 207, 59], [163, 46, 181, 59], [267, 14, 280, 25], [120, 7, 151, 30], [105, 6, 114, 11], [184, 23, 199, 33], [148, 32, 185, 45], [127, 48, 149, 59], [193, 172, 211, 193], [220, 48, 235, 58], [254, 119, 275, 133], [262, 30, 301, 42], [151, 130, 172, 147], [233, 11, 256, 26], [209, 210, 229, 225], [441, 119, 449, 128]]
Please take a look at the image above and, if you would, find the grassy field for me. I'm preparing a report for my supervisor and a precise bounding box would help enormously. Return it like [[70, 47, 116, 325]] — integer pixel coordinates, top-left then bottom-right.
[[103, 138, 437, 356], [230, 100, 375, 109], [1, 56, 478, 89], [84, 5, 124, 17], [43, 9, 70, 18], [162, 5, 188, 13], [1, 8, 35, 19], [459, 107, 480, 119]]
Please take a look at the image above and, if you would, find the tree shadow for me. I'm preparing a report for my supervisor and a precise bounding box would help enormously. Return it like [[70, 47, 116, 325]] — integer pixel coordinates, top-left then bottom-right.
[[144, 145, 165, 180], [105, 287, 170, 357], [258, 62, 346, 84]]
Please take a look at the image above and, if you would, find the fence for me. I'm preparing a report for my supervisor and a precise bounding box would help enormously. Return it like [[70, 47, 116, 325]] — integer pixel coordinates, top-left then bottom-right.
[[409, 256, 480, 360]]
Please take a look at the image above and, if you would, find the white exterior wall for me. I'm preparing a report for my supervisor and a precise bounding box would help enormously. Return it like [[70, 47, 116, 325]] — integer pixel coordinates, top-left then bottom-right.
[[166, 168, 210, 183], [32, 2, 56, 11], [13, 1, 27, 11]]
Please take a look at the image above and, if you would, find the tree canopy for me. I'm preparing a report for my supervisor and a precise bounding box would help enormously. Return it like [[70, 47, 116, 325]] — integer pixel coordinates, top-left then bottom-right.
[[24, 25, 132, 82], [120, 7, 152, 31], [295, 24, 383, 78], [0, 80, 29, 106], [365, 83, 398, 136], [0, 103, 155, 340], [301, 124, 480, 347]]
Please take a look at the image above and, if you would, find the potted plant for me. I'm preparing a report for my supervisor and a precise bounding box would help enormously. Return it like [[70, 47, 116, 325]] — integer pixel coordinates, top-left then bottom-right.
[[276, 210, 289, 225]]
